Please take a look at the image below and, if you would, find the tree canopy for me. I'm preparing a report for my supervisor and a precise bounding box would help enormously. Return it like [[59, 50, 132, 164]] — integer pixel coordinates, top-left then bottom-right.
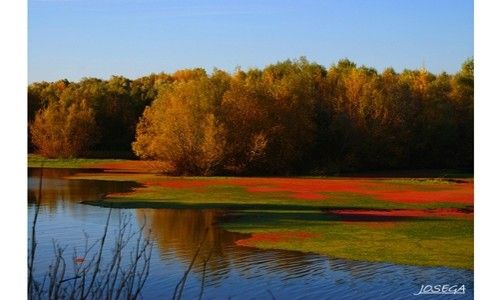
[[28, 58, 474, 174]]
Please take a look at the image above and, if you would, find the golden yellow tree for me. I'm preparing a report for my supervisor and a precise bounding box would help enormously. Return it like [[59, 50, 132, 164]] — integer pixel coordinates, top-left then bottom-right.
[[30, 100, 97, 158], [132, 73, 227, 174]]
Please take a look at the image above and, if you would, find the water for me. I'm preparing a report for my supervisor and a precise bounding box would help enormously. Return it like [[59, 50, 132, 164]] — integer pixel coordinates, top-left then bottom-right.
[[28, 168, 473, 299]]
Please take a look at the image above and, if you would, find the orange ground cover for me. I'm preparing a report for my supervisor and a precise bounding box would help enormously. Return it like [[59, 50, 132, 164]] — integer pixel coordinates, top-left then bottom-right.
[[235, 231, 317, 247], [88, 162, 473, 205], [141, 177, 473, 205]]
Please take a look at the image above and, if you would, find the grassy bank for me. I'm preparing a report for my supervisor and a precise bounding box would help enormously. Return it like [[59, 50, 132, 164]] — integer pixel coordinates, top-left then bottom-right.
[[28, 154, 127, 169], [73, 173, 473, 269], [30, 158, 474, 269]]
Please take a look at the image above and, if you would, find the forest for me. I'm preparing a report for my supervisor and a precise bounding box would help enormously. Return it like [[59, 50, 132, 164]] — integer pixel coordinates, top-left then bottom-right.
[[28, 58, 473, 175]]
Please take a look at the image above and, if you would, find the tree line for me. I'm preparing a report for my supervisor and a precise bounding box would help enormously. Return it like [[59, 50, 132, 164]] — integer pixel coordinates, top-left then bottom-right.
[[28, 58, 473, 175]]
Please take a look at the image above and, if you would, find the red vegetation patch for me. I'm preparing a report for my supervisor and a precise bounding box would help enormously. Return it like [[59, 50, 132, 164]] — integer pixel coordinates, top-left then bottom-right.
[[235, 178, 362, 200], [149, 178, 368, 200], [89, 163, 474, 205], [146, 180, 211, 189], [243, 178, 472, 205], [145, 177, 473, 205], [236, 231, 317, 247]]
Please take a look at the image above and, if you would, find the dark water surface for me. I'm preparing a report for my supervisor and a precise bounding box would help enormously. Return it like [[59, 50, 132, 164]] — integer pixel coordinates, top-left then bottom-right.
[[28, 168, 473, 299]]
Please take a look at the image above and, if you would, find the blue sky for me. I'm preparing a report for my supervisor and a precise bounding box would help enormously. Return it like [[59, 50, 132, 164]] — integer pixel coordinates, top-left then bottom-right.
[[28, 0, 473, 82]]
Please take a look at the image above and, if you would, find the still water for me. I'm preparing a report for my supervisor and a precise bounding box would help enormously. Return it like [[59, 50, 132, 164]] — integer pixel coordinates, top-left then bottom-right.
[[28, 168, 473, 299]]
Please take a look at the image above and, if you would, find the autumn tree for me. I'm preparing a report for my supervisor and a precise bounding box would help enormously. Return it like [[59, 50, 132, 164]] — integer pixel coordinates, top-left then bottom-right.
[[30, 100, 97, 158], [28, 58, 474, 174], [132, 72, 227, 175], [257, 58, 321, 174], [220, 69, 269, 173]]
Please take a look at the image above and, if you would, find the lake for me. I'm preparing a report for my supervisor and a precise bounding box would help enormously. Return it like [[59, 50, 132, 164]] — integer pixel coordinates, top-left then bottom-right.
[[28, 168, 473, 299]]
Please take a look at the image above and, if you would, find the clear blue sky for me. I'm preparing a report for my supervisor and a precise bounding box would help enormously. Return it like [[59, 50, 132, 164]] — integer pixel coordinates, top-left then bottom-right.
[[28, 0, 473, 83]]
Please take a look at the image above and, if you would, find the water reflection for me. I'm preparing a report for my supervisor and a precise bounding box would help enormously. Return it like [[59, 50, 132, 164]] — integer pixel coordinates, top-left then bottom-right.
[[136, 209, 244, 267], [28, 168, 141, 214], [28, 168, 474, 299], [136, 209, 333, 284]]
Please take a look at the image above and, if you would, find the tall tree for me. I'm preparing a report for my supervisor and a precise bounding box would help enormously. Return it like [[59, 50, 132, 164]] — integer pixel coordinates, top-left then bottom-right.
[[132, 71, 228, 174]]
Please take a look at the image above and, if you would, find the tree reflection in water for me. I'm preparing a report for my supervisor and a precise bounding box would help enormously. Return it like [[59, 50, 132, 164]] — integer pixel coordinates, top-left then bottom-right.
[[135, 208, 332, 287], [28, 168, 140, 213]]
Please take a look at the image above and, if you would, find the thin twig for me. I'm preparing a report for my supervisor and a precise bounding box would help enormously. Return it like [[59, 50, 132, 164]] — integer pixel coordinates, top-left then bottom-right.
[[28, 165, 43, 298], [198, 247, 213, 300], [173, 227, 209, 300], [82, 208, 112, 300]]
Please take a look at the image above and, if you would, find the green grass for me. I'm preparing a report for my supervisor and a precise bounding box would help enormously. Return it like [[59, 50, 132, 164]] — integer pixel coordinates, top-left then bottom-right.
[[79, 177, 472, 269], [96, 187, 464, 210], [222, 212, 473, 269], [71, 173, 468, 211], [28, 154, 126, 168]]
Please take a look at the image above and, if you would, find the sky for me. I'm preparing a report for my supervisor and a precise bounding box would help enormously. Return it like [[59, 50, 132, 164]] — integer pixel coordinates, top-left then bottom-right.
[[28, 0, 473, 83]]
